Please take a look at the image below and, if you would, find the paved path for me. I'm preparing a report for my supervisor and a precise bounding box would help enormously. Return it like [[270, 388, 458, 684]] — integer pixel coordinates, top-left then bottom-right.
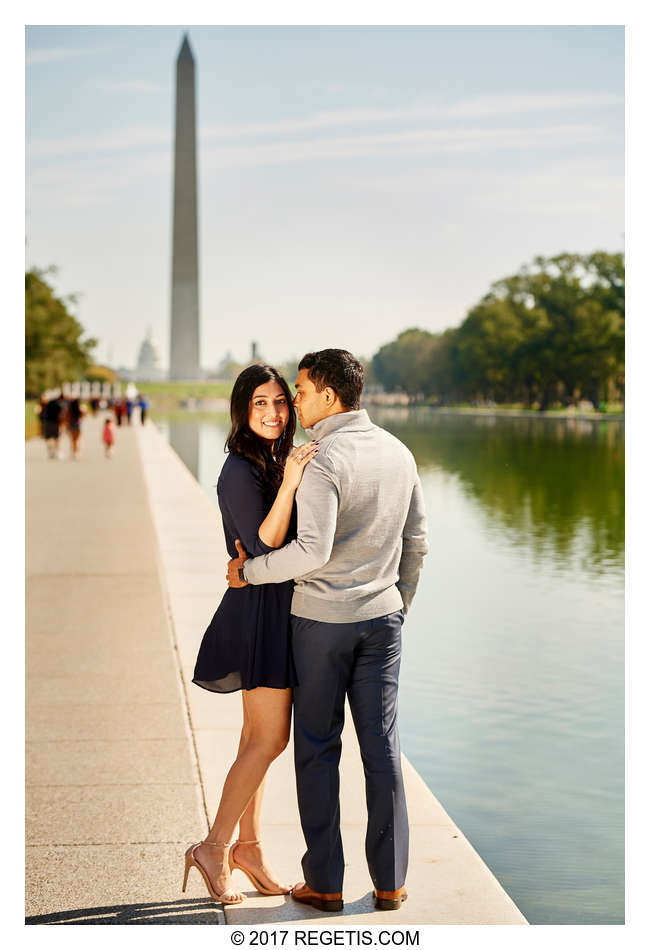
[[26, 415, 527, 925], [26, 417, 223, 924]]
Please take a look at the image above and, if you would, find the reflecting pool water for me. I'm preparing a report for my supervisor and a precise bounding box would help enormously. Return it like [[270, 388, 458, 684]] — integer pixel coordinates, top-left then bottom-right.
[[155, 408, 624, 924]]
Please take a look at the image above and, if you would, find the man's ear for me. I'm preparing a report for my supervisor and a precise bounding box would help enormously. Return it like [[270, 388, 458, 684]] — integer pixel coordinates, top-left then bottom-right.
[[324, 387, 336, 406]]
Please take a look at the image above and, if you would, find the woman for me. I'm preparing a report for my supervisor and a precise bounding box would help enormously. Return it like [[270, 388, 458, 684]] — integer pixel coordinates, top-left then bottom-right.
[[65, 397, 85, 459], [183, 364, 318, 904]]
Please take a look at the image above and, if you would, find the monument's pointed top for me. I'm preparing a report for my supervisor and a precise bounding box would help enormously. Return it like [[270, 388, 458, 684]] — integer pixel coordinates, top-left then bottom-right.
[[177, 33, 194, 63]]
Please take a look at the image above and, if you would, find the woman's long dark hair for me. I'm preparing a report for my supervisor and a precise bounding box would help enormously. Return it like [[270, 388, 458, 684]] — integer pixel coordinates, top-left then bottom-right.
[[226, 364, 296, 500]]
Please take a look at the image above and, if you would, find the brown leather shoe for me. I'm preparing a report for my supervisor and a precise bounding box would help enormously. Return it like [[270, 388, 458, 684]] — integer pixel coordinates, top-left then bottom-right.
[[373, 887, 408, 910], [291, 881, 343, 912]]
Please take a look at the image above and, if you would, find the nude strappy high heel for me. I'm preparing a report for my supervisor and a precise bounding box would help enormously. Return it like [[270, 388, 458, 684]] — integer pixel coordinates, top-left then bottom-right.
[[182, 840, 245, 904], [228, 838, 291, 896]]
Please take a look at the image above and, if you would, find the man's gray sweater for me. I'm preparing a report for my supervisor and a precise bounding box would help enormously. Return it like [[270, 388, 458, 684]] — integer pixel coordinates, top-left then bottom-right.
[[243, 409, 428, 622]]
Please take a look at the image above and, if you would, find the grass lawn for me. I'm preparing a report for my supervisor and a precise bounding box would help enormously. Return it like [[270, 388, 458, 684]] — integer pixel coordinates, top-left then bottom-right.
[[25, 402, 40, 440], [136, 381, 232, 413], [136, 381, 233, 399]]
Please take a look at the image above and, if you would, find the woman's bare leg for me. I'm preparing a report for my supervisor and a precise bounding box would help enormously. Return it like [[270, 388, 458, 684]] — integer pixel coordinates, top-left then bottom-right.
[[235, 696, 265, 839], [194, 687, 291, 896], [234, 772, 289, 892], [238, 776, 264, 841], [229, 699, 289, 893]]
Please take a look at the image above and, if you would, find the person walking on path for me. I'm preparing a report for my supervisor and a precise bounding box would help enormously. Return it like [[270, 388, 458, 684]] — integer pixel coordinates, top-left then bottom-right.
[[65, 397, 85, 460], [227, 349, 428, 913], [113, 398, 125, 426], [102, 417, 115, 459], [41, 392, 63, 459], [137, 394, 149, 425], [34, 395, 46, 439], [184, 365, 318, 905]]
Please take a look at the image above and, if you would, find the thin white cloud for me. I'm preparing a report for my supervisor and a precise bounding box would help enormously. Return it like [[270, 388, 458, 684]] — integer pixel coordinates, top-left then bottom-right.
[[352, 156, 622, 197], [29, 125, 170, 159], [29, 114, 601, 164], [29, 149, 170, 188], [27, 147, 172, 210], [204, 108, 412, 140], [204, 92, 622, 141], [27, 91, 621, 163], [446, 92, 623, 118], [26, 46, 104, 65], [27, 123, 607, 207], [349, 157, 623, 222], [203, 123, 604, 170], [86, 79, 164, 94]]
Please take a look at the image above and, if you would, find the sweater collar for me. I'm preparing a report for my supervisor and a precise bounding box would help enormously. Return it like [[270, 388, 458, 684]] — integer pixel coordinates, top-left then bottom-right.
[[306, 408, 373, 439]]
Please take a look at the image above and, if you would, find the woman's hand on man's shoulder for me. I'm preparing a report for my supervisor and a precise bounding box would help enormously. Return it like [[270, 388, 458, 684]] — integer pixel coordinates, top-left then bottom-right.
[[281, 441, 320, 492]]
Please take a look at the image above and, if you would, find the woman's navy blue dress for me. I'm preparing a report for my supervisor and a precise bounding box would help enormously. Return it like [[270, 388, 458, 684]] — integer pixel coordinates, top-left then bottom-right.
[[193, 454, 297, 693]]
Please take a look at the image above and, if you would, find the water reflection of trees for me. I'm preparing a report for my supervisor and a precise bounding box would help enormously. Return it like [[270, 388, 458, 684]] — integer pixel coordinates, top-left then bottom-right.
[[371, 408, 624, 572]]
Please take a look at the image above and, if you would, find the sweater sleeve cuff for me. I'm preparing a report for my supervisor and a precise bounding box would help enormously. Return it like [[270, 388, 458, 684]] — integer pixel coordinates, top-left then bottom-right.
[[243, 557, 263, 584]]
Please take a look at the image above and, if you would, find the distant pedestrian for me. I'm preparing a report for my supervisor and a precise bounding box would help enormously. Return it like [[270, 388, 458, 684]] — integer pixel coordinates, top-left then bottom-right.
[[125, 398, 134, 425], [114, 398, 125, 426], [41, 393, 63, 459], [137, 394, 149, 425], [35, 396, 46, 439], [66, 398, 85, 460], [102, 417, 115, 459]]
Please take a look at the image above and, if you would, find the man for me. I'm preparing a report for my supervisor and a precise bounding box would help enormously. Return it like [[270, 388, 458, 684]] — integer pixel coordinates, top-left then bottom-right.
[[137, 393, 150, 425], [227, 349, 428, 912]]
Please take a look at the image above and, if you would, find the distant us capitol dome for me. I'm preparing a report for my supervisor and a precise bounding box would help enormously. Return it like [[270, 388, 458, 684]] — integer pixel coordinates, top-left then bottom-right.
[[136, 328, 164, 380]]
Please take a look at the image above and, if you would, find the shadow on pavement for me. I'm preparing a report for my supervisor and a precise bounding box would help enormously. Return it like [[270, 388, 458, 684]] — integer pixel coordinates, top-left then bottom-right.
[[25, 897, 223, 924], [224, 893, 378, 924]]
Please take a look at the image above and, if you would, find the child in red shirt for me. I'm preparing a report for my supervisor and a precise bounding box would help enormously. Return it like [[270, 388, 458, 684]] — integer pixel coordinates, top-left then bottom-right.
[[102, 417, 115, 459]]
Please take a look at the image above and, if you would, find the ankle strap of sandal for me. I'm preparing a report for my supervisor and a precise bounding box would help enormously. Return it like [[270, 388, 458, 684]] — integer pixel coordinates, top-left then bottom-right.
[[202, 839, 232, 847], [236, 838, 260, 845]]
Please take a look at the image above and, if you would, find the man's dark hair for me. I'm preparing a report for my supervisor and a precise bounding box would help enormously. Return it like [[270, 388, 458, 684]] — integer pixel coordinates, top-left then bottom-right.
[[298, 349, 364, 410]]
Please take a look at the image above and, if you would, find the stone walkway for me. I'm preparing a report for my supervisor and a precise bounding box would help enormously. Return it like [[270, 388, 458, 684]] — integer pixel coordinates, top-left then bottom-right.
[[26, 416, 223, 923]]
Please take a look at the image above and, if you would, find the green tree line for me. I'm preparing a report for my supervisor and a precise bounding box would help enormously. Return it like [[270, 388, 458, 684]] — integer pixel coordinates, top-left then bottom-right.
[[372, 252, 624, 409], [25, 268, 97, 397]]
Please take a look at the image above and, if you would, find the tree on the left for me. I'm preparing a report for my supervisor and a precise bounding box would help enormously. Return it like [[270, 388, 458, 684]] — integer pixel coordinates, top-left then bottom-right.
[[25, 268, 97, 397]]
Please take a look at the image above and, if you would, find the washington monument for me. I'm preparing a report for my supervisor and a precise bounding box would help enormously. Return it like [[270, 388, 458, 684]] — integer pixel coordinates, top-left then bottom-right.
[[170, 34, 201, 380]]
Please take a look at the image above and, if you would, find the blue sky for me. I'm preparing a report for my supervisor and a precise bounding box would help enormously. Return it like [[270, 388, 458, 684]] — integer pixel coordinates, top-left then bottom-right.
[[26, 25, 624, 371]]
